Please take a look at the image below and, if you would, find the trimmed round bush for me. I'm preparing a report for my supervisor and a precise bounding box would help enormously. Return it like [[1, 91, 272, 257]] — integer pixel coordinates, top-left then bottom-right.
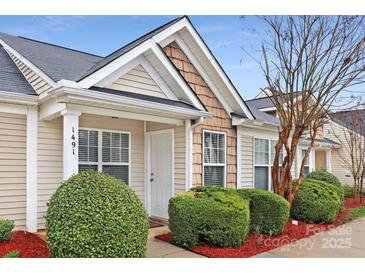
[[307, 169, 344, 208], [237, 189, 290, 235], [307, 168, 341, 188], [169, 190, 250, 248], [46, 171, 148, 258], [291, 179, 341, 224]]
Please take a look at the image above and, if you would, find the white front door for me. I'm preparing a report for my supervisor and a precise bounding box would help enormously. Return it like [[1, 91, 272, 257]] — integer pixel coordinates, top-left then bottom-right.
[[148, 130, 173, 219]]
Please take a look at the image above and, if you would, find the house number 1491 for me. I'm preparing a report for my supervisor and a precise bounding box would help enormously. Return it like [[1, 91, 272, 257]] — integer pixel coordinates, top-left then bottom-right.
[[71, 126, 76, 155]]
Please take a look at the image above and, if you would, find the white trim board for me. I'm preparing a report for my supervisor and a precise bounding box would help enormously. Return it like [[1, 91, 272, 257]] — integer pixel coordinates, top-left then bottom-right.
[[94, 55, 178, 100]]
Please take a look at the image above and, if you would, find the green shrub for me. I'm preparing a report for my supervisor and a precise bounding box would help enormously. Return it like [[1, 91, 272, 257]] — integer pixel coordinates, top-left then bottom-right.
[[3, 251, 20, 258], [343, 185, 355, 197], [237, 189, 290, 235], [0, 219, 14, 242], [46, 171, 148, 258], [291, 179, 341, 223], [169, 190, 250, 248], [307, 169, 344, 208], [307, 168, 341, 188], [305, 179, 343, 211]]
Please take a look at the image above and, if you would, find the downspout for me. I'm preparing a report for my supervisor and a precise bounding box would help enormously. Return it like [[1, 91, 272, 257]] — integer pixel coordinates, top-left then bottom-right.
[[186, 117, 205, 191]]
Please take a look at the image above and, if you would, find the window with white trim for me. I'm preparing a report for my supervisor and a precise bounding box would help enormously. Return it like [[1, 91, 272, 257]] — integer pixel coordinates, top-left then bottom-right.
[[203, 131, 226, 186], [78, 129, 130, 184], [254, 138, 284, 190]]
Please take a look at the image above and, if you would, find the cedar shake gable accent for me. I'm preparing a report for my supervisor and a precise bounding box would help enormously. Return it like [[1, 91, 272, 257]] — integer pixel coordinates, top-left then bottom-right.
[[163, 41, 237, 188]]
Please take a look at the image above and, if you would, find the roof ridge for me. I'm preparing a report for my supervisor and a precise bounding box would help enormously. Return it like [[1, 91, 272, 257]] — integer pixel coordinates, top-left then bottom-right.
[[102, 16, 185, 60], [245, 96, 273, 102], [16, 35, 103, 58]]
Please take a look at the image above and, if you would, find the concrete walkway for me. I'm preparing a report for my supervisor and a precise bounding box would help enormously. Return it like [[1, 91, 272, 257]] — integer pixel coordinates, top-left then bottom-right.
[[146, 226, 205, 258], [254, 217, 365, 258]]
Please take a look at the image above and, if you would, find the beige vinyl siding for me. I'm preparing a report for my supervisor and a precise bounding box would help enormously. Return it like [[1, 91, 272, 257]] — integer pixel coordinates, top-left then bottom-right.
[[146, 122, 186, 194], [105, 65, 167, 98], [239, 135, 254, 188], [7, 51, 53, 97], [324, 121, 354, 185], [80, 114, 145, 201], [0, 112, 27, 229], [37, 117, 63, 228]]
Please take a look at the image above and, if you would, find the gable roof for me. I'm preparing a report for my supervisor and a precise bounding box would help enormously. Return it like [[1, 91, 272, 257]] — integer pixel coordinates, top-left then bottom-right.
[[330, 109, 365, 136], [245, 100, 279, 126], [0, 46, 36, 95], [0, 32, 102, 82], [245, 96, 275, 110]]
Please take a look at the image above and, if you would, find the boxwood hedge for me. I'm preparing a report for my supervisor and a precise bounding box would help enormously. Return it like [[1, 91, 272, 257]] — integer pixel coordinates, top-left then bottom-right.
[[291, 179, 341, 223], [237, 189, 290, 235], [169, 190, 250, 248], [307, 169, 344, 208], [46, 171, 148, 258]]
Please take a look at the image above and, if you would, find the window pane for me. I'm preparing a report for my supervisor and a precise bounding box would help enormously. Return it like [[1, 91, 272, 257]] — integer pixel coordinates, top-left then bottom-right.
[[255, 166, 269, 190], [304, 166, 310, 177], [255, 139, 269, 165], [204, 132, 211, 147], [89, 131, 98, 146], [79, 164, 98, 172], [302, 149, 309, 165], [218, 134, 225, 149], [78, 130, 98, 162], [111, 148, 120, 162], [270, 140, 284, 165], [102, 165, 128, 184], [121, 148, 129, 163], [79, 145, 88, 162], [112, 133, 120, 147], [79, 130, 88, 146], [89, 146, 98, 162], [204, 132, 225, 164], [121, 134, 129, 148], [204, 166, 224, 186], [204, 148, 210, 163]]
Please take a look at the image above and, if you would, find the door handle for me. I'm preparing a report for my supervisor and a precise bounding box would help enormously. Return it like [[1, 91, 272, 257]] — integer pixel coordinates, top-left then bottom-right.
[[150, 178, 154, 182]]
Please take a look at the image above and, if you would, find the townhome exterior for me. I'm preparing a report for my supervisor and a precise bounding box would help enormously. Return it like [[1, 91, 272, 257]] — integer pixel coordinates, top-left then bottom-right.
[[0, 16, 255, 232], [0, 16, 358, 233]]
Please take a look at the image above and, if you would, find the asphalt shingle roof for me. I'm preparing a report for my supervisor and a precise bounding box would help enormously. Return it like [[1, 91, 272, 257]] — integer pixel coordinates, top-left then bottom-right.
[[245, 96, 275, 110], [0, 46, 36, 95], [245, 100, 280, 126], [0, 32, 102, 82]]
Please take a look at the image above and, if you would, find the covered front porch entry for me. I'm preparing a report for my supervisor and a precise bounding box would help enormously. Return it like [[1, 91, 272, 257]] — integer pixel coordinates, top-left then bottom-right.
[[39, 102, 207, 222]]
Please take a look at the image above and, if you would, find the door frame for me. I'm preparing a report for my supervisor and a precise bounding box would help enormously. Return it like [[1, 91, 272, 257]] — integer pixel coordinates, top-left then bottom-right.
[[145, 128, 174, 217]]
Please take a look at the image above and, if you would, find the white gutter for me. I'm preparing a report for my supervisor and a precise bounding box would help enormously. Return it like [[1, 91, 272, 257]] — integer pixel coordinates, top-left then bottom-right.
[[0, 90, 38, 105]]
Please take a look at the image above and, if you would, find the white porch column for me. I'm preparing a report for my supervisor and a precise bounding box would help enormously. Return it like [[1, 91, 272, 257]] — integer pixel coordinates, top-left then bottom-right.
[[26, 106, 38, 232], [62, 109, 81, 180], [185, 119, 193, 191], [326, 149, 332, 173]]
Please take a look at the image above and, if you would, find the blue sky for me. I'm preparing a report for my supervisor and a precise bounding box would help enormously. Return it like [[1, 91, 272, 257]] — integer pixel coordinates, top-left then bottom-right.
[[0, 15, 363, 104], [0, 15, 267, 100]]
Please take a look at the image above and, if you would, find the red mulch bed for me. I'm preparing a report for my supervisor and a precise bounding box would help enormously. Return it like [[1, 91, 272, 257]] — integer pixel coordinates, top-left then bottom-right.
[[0, 231, 50, 258], [155, 197, 365, 258]]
